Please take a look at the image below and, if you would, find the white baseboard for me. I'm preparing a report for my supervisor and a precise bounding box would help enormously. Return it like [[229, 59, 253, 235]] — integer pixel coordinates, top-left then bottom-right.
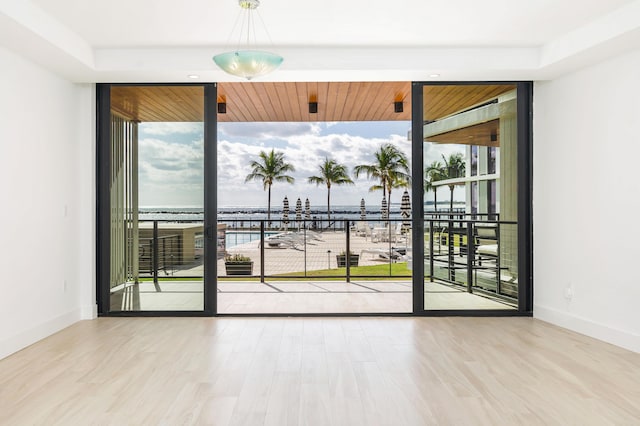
[[534, 305, 640, 353], [0, 309, 81, 360], [81, 304, 98, 320]]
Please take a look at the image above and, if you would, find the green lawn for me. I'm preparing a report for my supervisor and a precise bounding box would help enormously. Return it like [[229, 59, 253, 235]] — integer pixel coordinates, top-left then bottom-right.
[[272, 262, 411, 279], [141, 262, 413, 282]]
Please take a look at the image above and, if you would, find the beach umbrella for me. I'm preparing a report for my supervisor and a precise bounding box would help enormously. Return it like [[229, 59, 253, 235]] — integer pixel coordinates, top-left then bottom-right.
[[295, 197, 302, 223], [381, 196, 388, 221], [282, 196, 289, 228], [401, 190, 411, 234], [305, 198, 311, 220], [360, 198, 366, 221]]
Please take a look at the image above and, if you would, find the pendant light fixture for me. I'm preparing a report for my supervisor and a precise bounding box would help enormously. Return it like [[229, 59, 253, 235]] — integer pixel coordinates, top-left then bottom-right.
[[213, 0, 283, 80]]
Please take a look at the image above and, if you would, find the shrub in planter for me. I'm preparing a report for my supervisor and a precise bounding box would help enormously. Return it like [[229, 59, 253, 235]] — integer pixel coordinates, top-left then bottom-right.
[[224, 253, 254, 275], [336, 251, 359, 267]]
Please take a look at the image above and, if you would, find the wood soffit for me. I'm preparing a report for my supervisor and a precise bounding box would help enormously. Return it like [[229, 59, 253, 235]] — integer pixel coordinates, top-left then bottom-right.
[[110, 82, 515, 125], [426, 120, 500, 147]]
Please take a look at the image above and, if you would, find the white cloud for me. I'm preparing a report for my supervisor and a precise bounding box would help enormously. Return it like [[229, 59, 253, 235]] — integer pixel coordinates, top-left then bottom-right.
[[138, 137, 204, 206], [138, 122, 467, 208], [141, 122, 203, 136], [217, 129, 417, 207]]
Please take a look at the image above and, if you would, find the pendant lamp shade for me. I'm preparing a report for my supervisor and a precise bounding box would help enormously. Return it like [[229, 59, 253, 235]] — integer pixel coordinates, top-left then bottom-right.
[[213, 0, 283, 80], [213, 50, 283, 80]]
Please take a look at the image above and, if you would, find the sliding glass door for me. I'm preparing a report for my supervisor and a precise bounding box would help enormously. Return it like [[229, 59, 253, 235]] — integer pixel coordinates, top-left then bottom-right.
[[411, 82, 532, 314], [97, 84, 217, 314]]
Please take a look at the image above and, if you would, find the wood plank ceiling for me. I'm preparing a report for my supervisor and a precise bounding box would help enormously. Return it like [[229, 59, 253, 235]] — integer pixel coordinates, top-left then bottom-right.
[[423, 84, 515, 122], [111, 86, 205, 122], [427, 120, 500, 147], [217, 82, 411, 122], [109, 82, 515, 125], [110, 82, 411, 122]]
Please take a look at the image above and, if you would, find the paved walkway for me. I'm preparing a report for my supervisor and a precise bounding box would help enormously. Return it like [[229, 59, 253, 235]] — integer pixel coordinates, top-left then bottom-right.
[[164, 229, 411, 277], [225, 229, 410, 275]]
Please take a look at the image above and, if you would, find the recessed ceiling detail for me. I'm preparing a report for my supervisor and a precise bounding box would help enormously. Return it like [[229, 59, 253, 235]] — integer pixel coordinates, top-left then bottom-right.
[[3, 0, 638, 82]]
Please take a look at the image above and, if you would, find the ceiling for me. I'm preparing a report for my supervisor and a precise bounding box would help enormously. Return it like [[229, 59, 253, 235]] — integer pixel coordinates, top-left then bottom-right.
[[110, 82, 412, 122], [218, 82, 411, 122], [427, 120, 500, 148], [5, 0, 636, 83], [110, 82, 516, 123]]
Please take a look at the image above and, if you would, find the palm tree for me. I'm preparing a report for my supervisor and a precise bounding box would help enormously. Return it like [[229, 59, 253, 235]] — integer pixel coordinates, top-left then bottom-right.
[[353, 143, 410, 208], [441, 153, 466, 212], [308, 158, 354, 224], [424, 160, 445, 212], [245, 149, 295, 225], [389, 174, 411, 207]]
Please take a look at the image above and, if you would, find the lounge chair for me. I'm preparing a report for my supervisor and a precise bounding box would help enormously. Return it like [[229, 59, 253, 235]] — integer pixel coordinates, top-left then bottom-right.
[[262, 231, 309, 250], [359, 248, 407, 261], [353, 222, 372, 239], [372, 223, 405, 243], [474, 225, 498, 263]]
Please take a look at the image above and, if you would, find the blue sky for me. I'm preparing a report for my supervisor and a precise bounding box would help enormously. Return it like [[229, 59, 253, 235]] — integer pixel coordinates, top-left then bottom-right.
[[138, 121, 466, 208]]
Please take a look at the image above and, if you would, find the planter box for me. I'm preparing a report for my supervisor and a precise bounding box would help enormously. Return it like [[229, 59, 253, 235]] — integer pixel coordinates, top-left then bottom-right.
[[224, 261, 254, 275], [336, 254, 359, 267]]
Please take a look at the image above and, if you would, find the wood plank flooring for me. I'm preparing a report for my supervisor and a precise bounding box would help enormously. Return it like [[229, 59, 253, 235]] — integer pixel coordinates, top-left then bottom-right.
[[110, 281, 513, 313], [1, 317, 639, 425]]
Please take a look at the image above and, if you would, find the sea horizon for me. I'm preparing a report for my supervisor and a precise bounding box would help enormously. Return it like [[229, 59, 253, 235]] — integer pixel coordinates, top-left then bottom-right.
[[138, 202, 466, 222]]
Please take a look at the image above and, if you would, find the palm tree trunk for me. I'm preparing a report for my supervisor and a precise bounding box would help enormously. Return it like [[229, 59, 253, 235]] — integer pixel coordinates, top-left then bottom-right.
[[267, 184, 272, 227], [327, 185, 331, 225], [434, 189, 438, 213]]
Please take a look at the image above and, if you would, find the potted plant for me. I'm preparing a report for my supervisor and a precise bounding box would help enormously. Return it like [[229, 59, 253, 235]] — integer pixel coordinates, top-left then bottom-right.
[[336, 250, 359, 267], [224, 253, 254, 275]]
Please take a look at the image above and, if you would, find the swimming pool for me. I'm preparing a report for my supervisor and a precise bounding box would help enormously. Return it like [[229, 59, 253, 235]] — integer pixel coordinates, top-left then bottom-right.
[[225, 231, 280, 248]]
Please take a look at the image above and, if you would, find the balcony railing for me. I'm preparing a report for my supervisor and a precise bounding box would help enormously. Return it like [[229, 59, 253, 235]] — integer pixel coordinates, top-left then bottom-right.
[[425, 218, 518, 302], [132, 217, 518, 303]]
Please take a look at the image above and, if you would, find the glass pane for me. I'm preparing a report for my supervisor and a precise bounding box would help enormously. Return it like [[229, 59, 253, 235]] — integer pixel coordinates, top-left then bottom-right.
[[216, 120, 412, 314], [109, 85, 205, 312], [423, 84, 518, 310], [471, 145, 478, 176]]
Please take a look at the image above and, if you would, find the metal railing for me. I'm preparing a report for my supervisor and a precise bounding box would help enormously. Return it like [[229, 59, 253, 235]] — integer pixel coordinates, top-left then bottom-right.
[[222, 218, 412, 281], [425, 218, 518, 302], [137, 220, 204, 283], [132, 217, 519, 304]]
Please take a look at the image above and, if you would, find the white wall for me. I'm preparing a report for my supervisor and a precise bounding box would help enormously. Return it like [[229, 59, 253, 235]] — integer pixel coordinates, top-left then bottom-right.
[[0, 47, 95, 360], [533, 49, 640, 353]]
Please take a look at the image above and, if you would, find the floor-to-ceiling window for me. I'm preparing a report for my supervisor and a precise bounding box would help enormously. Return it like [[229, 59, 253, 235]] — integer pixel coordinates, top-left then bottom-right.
[[214, 82, 414, 314], [97, 84, 217, 314], [412, 82, 532, 314], [97, 81, 531, 316]]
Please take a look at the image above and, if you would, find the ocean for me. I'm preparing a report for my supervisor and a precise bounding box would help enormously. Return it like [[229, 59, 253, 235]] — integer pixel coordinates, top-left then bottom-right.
[[138, 202, 466, 222], [139, 203, 466, 248]]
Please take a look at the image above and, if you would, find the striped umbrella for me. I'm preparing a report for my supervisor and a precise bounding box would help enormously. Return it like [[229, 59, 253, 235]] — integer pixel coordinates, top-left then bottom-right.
[[304, 198, 311, 220], [295, 197, 302, 223], [381, 196, 388, 221], [282, 196, 289, 227], [360, 198, 366, 221], [401, 190, 411, 234]]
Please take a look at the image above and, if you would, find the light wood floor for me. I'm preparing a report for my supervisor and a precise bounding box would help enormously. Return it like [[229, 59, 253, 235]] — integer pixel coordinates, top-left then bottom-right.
[[1, 318, 639, 425], [111, 281, 514, 313]]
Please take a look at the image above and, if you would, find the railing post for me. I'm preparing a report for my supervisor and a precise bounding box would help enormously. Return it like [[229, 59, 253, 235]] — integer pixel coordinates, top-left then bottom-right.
[[303, 223, 307, 277], [152, 220, 159, 285], [346, 220, 351, 283], [496, 222, 501, 295], [388, 221, 393, 277], [448, 219, 455, 282], [429, 220, 434, 282], [260, 221, 265, 283], [466, 222, 474, 293]]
